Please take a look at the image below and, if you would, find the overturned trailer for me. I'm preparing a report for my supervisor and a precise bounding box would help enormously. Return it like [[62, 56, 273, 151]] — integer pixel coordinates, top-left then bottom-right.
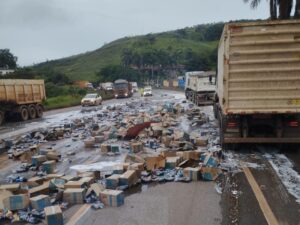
[[214, 20, 300, 148], [185, 71, 216, 106]]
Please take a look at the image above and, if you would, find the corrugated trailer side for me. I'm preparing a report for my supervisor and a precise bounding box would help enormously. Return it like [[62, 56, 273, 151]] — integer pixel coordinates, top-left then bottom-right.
[[0, 79, 46, 104], [215, 20, 300, 147], [219, 20, 300, 114], [0, 79, 46, 125]]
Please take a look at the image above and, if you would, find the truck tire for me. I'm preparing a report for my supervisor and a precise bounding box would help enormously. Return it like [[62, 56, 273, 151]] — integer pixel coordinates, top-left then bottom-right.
[[29, 105, 37, 119], [0, 111, 4, 125], [213, 102, 218, 119], [36, 105, 43, 118], [20, 106, 29, 121]]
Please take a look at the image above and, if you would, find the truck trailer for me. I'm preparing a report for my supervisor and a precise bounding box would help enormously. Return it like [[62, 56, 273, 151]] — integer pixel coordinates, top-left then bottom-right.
[[214, 20, 300, 148], [185, 71, 216, 106], [0, 79, 46, 125]]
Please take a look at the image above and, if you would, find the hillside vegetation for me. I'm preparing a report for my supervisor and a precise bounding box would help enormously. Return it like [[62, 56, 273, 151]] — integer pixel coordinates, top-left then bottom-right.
[[33, 23, 224, 82]]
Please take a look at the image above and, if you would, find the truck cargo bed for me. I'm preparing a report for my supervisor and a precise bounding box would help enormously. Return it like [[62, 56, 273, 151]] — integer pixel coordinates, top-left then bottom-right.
[[217, 20, 300, 115]]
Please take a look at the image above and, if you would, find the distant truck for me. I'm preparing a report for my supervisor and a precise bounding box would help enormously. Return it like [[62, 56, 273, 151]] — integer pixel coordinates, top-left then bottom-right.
[[214, 20, 300, 148], [0, 79, 46, 125], [130, 82, 138, 92], [185, 71, 216, 105], [100, 82, 113, 91], [113, 79, 133, 98]]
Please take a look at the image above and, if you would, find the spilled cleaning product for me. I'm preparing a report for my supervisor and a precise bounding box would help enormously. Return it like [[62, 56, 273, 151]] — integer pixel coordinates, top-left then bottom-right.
[[70, 160, 123, 172], [264, 153, 300, 204]]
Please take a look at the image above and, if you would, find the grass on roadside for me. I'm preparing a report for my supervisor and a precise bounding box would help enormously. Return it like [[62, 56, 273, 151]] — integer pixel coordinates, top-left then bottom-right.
[[44, 90, 115, 110], [44, 95, 82, 110]]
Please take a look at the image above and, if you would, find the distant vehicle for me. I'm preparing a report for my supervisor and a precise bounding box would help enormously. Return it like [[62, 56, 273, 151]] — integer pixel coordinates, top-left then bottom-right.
[[130, 82, 138, 92], [86, 82, 94, 89], [100, 82, 113, 91], [185, 71, 216, 106], [81, 93, 102, 106], [0, 79, 46, 125], [113, 79, 133, 98], [142, 86, 152, 97]]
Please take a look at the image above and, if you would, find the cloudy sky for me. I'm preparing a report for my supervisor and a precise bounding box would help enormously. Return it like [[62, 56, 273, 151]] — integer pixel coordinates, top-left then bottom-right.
[[0, 0, 269, 66]]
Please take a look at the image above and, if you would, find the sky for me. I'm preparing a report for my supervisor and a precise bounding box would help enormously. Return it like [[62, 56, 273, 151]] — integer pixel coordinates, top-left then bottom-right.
[[0, 0, 269, 66]]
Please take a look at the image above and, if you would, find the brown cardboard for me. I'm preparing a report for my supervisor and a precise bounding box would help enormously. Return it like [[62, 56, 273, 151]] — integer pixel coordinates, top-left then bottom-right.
[[145, 155, 166, 170]]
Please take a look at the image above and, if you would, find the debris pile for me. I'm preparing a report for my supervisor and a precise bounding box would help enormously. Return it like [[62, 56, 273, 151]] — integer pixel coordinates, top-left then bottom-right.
[[0, 95, 228, 224]]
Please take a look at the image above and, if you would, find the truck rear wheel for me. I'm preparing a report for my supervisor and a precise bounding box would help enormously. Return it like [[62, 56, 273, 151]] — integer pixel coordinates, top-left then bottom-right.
[[0, 111, 4, 125], [36, 105, 43, 118], [29, 105, 37, 119], [20, 107, 29, 121]]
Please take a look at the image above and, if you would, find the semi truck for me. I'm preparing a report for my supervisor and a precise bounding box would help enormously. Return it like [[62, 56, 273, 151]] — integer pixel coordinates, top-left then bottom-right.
[[0, 79, 46, 125], [185, 71, 216, 106], [214, 20, 300, 149], [113, 79, 133, 98]]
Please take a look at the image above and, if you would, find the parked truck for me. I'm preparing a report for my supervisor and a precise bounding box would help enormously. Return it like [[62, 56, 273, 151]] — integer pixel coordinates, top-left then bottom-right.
[[0, 79, 46, 125], [185, 71, 216, 106], [214, 20, 300, 149], [113, 79, 133, 98]]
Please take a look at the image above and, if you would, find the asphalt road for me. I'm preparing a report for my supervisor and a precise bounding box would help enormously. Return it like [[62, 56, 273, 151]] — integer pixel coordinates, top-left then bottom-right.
[[0, 89, 300, 225]]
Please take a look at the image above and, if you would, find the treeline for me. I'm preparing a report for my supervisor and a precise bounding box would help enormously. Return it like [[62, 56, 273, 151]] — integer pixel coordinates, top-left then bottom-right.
[[96, 23, 224, 83], [4, 68, 86, 98]]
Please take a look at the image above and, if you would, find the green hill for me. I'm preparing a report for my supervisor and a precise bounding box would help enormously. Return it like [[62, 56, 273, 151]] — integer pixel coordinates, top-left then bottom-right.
[[33, 23, 224, 82]]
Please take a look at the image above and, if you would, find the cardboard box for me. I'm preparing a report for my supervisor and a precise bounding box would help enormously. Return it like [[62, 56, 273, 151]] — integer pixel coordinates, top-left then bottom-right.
[[79, 177, 94, 186], [111, 145, 120, 153], [61, 175, 77, 182], [84, 138, 95, 148], [64, 180, 85, 189], [31, 155, 47, 166], [44, 205, 64, 225], [42, 160, 56, 174], [130, 142, 143, 153], [161, 136, 173, 147], [0, 183, 20, 192], [119, 170, 138, 187], [183, 167, 201, 181], [195, 137, 208, 146], [100, 144, 111, 154], [46, 174, 64, 180], [86, 183, 105, 197], [30, 194, 51, 211], [63, 188, 86, 204], [0, 190, 12, 210], [3, 194, 30, 210], [46, 151, 61, 161], [77, 171, 101, 180], [29, 182, 50, 197], [166, 156, 181, 169], [106, 174, 120, 189], [161, 150, 177, 158], [113, 165, 124, 175], [28, 176, 45, 185], [201, 167, 222, 181], [121, 163, 130, 171], [146, 155, 166, 170], [128, 163, 144, 177], [177, 151, 201, 161], [94, 135, 105, 143], [99, 189, 124, 207]]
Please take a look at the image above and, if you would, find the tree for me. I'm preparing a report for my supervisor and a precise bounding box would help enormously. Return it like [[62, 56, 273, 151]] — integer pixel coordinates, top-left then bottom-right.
[[295, 0, 300, 18], [0, 49, 17, 69], [243, 0, 294, 19]]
